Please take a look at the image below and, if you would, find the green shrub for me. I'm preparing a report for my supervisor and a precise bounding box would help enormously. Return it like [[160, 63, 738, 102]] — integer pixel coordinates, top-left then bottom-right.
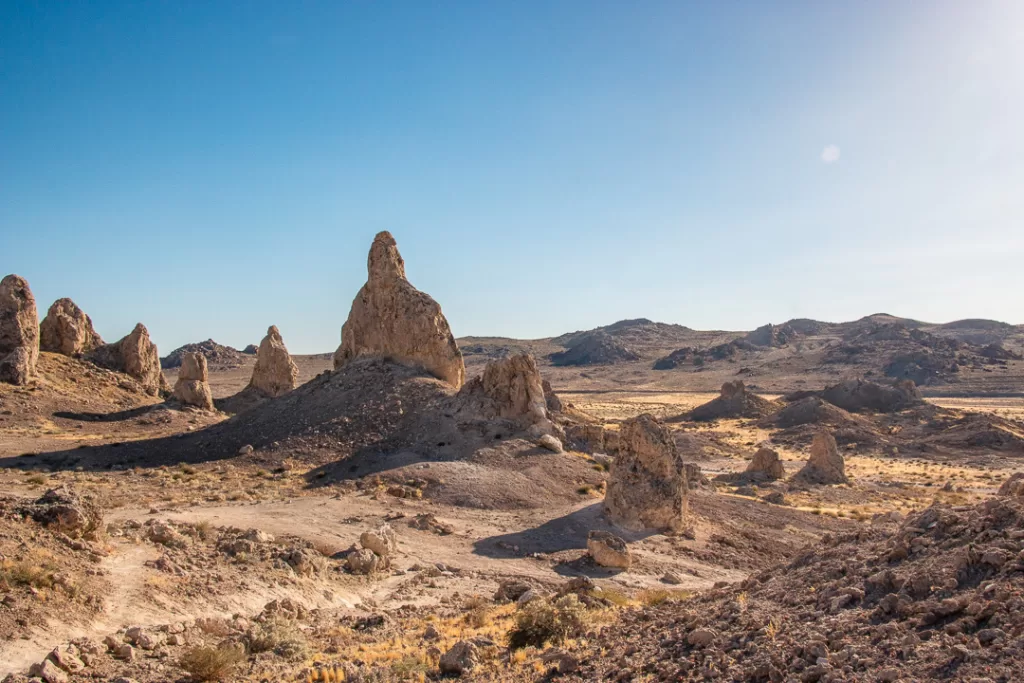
[[178, 644, 245, 681], [507, 594, 590, 649]]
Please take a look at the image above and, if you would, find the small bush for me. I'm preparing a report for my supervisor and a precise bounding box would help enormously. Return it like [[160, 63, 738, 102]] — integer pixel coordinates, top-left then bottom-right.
[[507, 594, 590, 649], [245, 618, 308, 659], [194, 520, 214, 542], [638, 588, 690, 607], [0, 556, 58, 590], [178, 644, 245, 681], [25, 474, 47, 485]]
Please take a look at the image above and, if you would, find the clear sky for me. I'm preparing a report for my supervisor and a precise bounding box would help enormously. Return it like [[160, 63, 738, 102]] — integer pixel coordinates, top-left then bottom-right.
[[2, 1, 1022, 354]]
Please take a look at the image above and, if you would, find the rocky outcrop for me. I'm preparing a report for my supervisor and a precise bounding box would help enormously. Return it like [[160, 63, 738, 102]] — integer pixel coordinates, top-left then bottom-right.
[[334, 231, 464, 388], [604, 414, 688, 532], [565, 424, 606, 453], [248, 325, 298, 397], [25, 486, 102, 539], [543, 379, 563, 413], [0, 274, 39, 385], [744, 322, 797, 348], [796, 431, 848, 484], [820, 379, 922, 413], [998, 473, 1024, 497], [690, 381, 778, 421], [587, 530, 632, 569], [348, 523, 397, 574], [87, 323, 168, 396], [455, 353, 560, 447], [549, 331, 641, 367], [39, 298, 103, 357], [173, 352, 214, 409], [746, 447, 785, 480]]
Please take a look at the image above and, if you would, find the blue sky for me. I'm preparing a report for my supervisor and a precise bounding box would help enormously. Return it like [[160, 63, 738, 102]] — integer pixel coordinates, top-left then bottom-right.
[[2, 1, 1022, 354]]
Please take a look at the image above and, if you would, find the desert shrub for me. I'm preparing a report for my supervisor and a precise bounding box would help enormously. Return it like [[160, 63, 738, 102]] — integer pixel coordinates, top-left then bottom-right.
[[638, 588, 690, 607], [0, 553, 59, 590], [245, 618, 308, 659], [507, 594, 590, 649], [178, 644, 246, 681], [597, 588, 633, 608], [193, 520, 214, 542], [25, 474, 47, 485]]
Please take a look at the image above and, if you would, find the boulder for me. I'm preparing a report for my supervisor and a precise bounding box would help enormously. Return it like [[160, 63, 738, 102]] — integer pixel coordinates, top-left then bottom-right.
[[173, 352, 214, 409], [29, 486, 102, 538], [796, 431, 848, 484], [87, 323, 168, 395], [604, 414, 689, 532], [746, 447, 785, 480], [587, 530, 632, 569], [39, 298, 103, 357], [439, 640, 480, 675], [334, 231, 465, 389], [0, 274, 39, 385], [359, 524, 397, 560], [346, 548, 383, 575], [248, 325, 298, 397]]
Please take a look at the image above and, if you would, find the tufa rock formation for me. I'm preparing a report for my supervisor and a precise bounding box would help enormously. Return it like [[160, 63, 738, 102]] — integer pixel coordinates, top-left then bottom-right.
[[796, 431, 848, 484], [543, 379, 563, 413], [248, 325, 299, 397], [998, 473, 1024, 498], [334, 231, 465, 388], [746, 447, 785, 481], [0, 274, 39, 385], [173, 352, 214, 410], [88, 323, 168, 396], [456, 352, 561, 448], [689, 381, 778, 421], [39, 298, 103, 357], [604, 414, 689, 532]]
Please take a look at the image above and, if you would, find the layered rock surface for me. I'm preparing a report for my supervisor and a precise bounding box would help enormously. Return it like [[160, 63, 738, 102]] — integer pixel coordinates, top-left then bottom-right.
[[39, 298, 103, 357], [334, 231, 465, 389], [604, 414, 688, 532], [0, 274, 39, 385], [249, 325, 298, 397]]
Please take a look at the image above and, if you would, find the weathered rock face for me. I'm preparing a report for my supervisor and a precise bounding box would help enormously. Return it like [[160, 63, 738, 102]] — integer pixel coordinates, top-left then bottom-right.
[[797, 431, 848, 484], [173, 352, 213, 409], [0, 274, 39, 385], [39, 298, 103, 357], [543, 379, 563, 413], [604, 414, 688, 532], [249, 325, 298, 397], [87, 323, 168, 396], [746, 447, 785, 480], [334, 231, 465, 389], [820, 379, 923, 413], [587, 530, 632, 569], [565, 423, 606, 453]]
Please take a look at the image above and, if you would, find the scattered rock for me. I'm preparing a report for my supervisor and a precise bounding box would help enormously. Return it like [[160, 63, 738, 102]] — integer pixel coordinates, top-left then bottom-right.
[[29, 486, 102, 538], [746, 447, 785, 480], [248, 325, 298, 397], [796, 431, 848, 484], [604, 414, 689, 532], [359, 524, 398, 560], [39, 298, 103, 357], [28, 659, 68, 683], [537, 433, 564, 453], [334, 231, 465, 388], [494, 580, 533, 603], [87, 323, 168, 395], [587, 530, 632, 569], [661, 571, 684, 585], [0, 274, 39, 385], [172, 352, 214, 409]]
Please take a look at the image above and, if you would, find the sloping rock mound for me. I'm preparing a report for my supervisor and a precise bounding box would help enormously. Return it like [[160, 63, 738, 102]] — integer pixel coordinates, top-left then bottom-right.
[[604, 414, 688, 532], [173, 352, 214, 409], [38, 298, 103, 357], [334, 231, 465, 389], [744, 322, 798, 348], [999, 473, 1024, 497], [762, 396, 858, 429], [549, 331, 641, 367], [68, 358, 603, 511], [796, 431, 848, 484], [920, 413, 1024, 453], [689, 381, 778, 421], [242, 344, 258, 354], [160, 339, 245, 369], [746, 447, 785, 480], [568, 497, 1024, 682], [87, 323, 168, 396], [248, 325, 298, 397], [653, 340, 756, 370], [0, 274, 39, 385], [820, 378, 923, 413]]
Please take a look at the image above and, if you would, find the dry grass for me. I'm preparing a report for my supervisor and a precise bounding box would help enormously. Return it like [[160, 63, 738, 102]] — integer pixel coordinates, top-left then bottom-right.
[[178, 644, 246, 681]]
